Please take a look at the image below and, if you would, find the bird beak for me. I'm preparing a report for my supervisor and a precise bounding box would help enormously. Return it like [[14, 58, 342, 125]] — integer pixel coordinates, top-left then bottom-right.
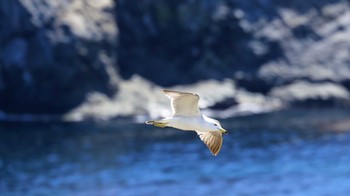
[[220, 128, 228, 135]]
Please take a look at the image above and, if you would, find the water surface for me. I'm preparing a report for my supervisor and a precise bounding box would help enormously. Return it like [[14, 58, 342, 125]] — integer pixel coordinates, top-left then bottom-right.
[[1, 109, 350, 195]]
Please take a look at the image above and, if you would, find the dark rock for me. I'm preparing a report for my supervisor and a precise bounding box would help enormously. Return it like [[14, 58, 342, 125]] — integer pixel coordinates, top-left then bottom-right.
[[0, 0, 119, 114], [117, 0, 262, 86], [207, 97, 238, 110]]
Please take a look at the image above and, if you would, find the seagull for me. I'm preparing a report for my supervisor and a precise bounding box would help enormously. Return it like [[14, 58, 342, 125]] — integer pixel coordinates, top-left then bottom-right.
[[146, 90, 228, 156]]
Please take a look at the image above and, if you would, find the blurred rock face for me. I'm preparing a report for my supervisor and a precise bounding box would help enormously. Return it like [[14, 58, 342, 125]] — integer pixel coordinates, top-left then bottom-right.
[[0, 0, 349, 117], [0, 0, 118, 114], [117, 0, 350, 106], [118, 0, 350, 87], [117, 0, 262, 86]]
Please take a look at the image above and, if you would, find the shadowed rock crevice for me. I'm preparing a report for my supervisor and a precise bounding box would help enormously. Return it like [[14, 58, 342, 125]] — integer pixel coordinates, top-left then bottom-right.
[[117, 0, 257, 86]]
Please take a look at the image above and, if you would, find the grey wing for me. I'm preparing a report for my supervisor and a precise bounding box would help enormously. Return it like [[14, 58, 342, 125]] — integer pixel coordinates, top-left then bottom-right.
[[197, 131, 223, 156], [162, 90, 201, 116]]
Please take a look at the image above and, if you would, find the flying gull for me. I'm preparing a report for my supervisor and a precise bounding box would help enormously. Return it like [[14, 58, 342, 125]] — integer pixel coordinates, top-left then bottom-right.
[[146, 90, 228, 156]]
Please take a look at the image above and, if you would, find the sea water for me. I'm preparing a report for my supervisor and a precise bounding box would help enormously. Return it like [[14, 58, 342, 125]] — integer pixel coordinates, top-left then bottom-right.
[[1, 109, 350, 195]]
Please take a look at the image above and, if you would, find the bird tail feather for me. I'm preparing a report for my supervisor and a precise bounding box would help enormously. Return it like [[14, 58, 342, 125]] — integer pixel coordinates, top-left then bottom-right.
[[145, 121, 154, 125], [145, 120, 167, 128]]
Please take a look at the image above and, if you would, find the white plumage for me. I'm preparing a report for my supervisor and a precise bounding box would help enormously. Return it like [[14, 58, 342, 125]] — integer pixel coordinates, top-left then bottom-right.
[[163, 90, 201, 117], [146, 90, 228, 156]]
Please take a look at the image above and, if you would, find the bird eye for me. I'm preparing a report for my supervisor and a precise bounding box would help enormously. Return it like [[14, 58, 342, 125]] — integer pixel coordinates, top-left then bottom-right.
[[214, 124, 218, 126]]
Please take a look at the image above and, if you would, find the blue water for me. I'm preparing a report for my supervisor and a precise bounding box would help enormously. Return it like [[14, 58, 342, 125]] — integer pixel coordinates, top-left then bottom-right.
[[1, 110, 350, 196]]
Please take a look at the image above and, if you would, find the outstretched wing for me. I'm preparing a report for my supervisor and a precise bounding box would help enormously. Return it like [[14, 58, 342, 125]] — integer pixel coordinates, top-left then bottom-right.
[[197, 131, 223, 156], [162, 90, 201, 117]]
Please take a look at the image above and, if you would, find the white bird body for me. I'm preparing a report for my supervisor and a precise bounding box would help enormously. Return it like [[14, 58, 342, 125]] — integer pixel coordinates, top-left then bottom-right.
[[146, 89, 228, 156], [160, 116, 221, 132]]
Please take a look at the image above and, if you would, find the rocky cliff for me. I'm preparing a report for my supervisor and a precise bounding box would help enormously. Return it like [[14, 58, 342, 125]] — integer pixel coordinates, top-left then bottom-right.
[[0, 0, 118, 114], [0, 0, 349, 120], [118, 0, 350, 91]]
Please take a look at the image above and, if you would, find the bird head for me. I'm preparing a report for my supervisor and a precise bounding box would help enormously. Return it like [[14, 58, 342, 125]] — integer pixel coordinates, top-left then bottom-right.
[[204, 116, 228, 134], [213, 123, 228, 135]]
